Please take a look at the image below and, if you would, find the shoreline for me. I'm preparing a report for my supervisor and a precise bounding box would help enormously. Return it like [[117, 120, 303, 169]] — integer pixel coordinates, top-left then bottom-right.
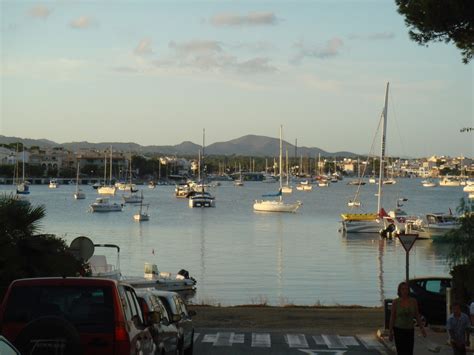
[[188, 305, 385, 334]]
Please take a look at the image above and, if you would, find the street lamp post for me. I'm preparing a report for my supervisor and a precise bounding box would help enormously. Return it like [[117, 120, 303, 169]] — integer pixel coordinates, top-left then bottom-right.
[[397, 233, 418, 283]]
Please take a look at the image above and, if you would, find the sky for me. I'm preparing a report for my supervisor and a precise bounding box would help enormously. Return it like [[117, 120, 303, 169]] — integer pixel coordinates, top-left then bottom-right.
[[1, 0, 473, 157]]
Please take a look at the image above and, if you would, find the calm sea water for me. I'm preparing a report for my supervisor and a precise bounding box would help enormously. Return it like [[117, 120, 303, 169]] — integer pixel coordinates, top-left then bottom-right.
[[3, 179, 465, 306]]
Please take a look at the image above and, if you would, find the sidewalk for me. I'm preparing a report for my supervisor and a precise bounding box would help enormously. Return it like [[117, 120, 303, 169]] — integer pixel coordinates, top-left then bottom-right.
[[377, 327, 474, 354]]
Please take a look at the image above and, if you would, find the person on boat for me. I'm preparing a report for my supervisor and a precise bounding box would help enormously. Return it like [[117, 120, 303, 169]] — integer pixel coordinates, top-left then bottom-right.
[[389, 281, 426, 355]]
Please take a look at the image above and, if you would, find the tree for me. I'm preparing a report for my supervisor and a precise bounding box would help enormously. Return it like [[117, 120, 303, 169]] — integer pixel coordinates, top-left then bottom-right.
[[445, 198, 474, 303], [395, 0, 474, 63], [0, 194, 86, 301]]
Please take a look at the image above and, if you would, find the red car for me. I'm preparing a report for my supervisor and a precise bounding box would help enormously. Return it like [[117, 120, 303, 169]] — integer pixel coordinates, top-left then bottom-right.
[[0, 277, 156, 355]]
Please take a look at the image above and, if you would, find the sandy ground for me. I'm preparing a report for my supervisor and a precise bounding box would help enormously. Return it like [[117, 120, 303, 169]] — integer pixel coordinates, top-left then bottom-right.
[[188, 305, 385, 334]]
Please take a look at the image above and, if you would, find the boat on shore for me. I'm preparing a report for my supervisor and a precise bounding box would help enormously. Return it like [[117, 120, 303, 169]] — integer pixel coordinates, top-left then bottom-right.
[[81, 241, 197, 291]]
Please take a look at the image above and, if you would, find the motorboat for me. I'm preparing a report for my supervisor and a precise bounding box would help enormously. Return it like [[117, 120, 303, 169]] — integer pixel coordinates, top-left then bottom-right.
[[383, 178, 397, 185], [347, 179, 366, 186], [296, 183, 312, 191], [422, 179, 436, 187], [416, 213, 460, 238], [347, 200, 361, 207], [318, 180, 329, 187], [91, 182, 102, 189], [175, 183, 191, 198], [148, 181, 156, 189], [281, 185, 293, 194], [79, 241, 197, 291], [463, 184, 474, 193], [48, 179, 59, 189], [89, 197, 122, 212], [439, 177, 461, 187], [188, 192, 216, 208]]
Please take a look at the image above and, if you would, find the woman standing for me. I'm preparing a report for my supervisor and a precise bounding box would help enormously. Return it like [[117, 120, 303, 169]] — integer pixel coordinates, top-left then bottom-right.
[[389, 281, 427, 354]]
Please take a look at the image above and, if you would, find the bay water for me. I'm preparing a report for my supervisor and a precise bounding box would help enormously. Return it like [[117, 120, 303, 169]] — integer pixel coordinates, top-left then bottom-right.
[[3, 178, 464, 306]]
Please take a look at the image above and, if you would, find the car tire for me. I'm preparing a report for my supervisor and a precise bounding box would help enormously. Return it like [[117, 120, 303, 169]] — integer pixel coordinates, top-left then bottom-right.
[[14, 316, 82, 355], [184, 331, 194, 355]]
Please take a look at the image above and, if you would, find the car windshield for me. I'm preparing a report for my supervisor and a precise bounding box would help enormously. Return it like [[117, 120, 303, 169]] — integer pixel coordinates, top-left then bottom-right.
[[3, 285, 114, 333]]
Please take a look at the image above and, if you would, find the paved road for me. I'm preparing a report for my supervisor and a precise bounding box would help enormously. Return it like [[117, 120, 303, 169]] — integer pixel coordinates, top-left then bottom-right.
[[194, 329, 389, 354]]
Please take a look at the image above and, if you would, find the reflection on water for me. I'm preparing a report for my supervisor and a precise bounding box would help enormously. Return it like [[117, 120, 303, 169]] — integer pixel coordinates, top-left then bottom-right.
[[1, 178, 460, 306]]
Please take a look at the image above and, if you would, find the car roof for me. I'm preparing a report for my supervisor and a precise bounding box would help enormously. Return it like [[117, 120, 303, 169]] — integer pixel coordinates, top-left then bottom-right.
[[150, 290, 179, 298], [409, 276, 451, 282], [9, 277, 121, 287]]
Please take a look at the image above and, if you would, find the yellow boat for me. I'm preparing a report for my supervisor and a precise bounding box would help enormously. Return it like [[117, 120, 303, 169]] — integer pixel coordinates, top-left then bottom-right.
[[341, 213, 378, 221]]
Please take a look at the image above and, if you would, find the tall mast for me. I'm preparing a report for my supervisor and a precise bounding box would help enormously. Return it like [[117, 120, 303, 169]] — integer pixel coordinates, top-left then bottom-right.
[[377, 82, 389, 212], [109, 146, 113, 185], [279, 125, 283, 201], [286, 149, 289, 185], [103, 151, 107, 183]]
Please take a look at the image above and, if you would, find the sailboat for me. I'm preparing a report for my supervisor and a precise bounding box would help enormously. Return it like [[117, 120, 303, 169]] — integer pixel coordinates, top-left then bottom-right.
[[133, 192, 149, 221], [16, 149, 30, 195], [119, 153, 138, 192], [74, 163, 86, 199], [97, 146, 117, 195], [281, 149, 292, 194], [234, 164, 244, 186], [189, 129, 216, 208], [253, 126, 301, 213], [341, 82, 390, 233]]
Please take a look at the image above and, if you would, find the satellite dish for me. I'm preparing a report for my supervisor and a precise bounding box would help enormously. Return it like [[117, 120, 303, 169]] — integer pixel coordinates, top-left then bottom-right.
[[70, 236, 95, 261]]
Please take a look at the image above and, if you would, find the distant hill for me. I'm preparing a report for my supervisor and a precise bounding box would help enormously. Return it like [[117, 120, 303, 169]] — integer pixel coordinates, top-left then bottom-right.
[[0, 134, 357, 157]]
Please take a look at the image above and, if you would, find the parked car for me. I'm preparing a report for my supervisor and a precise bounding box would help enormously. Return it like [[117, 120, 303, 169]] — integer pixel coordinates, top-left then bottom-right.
[[0, 277, 156, 355], [408, 276, 468, 325], [136, 290, 180, 355], [0, 335, 20, 355], [154, 291, 196, 355]]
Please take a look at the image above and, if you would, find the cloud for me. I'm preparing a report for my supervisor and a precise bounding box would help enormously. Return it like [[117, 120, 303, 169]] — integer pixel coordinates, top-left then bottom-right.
[[113, 66, 139, 73], [169, 40, 222, 56], [210, 12, 277, 26], [291, 38, 344, 64], [28, 5, 52, 19], [231, 41, 275, 53], [150, 40, 277, 74], [70, 16, 97, 29], [235, 57, 276, 74], [134, 38, 154, 56], [349, 32, 395, 40]]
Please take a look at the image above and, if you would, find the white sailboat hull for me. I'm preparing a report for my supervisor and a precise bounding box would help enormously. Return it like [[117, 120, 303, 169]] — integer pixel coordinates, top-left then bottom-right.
[[74, 191, 86, 199], [97, 186, 117, 195], [281, 186, 293, 194], [253, 200, 301, 213], [341, 219, 381, 233]]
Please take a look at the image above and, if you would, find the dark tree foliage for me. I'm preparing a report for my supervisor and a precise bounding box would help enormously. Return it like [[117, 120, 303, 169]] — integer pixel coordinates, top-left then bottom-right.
[[446, 198, 474, 303], [0, 194, 86, 301], [395, 0, 474, 63]]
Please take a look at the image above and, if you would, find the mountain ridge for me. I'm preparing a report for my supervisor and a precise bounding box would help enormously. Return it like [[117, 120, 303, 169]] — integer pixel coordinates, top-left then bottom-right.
[[0, 134, 357, 157]]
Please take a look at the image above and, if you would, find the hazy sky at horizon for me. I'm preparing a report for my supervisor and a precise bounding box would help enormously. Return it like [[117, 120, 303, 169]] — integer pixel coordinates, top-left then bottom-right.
[[1, 0, 473, 156]]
